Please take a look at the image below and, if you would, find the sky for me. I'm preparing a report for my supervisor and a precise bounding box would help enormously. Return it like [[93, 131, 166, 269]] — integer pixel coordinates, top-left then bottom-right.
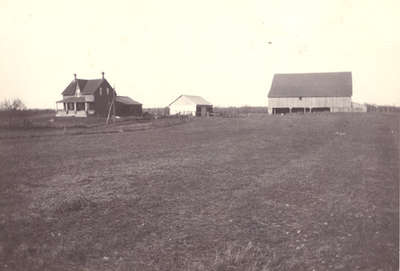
[[0, 0, 399, 108]]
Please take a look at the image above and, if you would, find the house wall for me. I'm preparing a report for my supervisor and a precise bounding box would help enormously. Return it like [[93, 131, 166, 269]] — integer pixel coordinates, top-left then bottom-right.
[[268, 97, 352, 114], [93, 81, 115, 117]]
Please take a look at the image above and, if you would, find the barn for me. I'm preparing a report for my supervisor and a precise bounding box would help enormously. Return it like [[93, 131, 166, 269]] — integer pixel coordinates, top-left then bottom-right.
[[268, 72, 353, 114], [115, 96, 142, 116], [168, 95, 213, 116]]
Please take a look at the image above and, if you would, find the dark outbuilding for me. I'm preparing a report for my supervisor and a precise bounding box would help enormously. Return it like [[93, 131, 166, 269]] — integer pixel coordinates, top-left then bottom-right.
[[115, 96, 142, 116]]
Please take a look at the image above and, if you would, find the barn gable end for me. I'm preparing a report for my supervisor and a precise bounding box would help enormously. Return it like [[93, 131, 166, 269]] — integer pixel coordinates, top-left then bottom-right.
[[268, 72, 353, 114], [168, 95, 213, 116]]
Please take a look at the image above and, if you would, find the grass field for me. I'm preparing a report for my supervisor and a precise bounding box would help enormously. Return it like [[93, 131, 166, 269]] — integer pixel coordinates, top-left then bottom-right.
[[0, 113, 398, 270]]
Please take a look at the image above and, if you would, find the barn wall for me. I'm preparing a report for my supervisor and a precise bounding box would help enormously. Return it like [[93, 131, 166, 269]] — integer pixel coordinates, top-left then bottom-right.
[[268, 97, 352, 114], [115, 103, 142, 116], [169, 104, 197, 115]]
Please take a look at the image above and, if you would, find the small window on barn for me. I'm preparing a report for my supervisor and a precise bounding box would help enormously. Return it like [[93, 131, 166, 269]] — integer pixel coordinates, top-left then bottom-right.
[[99, 88, 102, 96], [299, 97, 303, 100]]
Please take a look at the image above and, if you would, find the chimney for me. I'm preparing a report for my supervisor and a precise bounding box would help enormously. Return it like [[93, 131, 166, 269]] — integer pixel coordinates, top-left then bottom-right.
[[102, 72, 104, 79], [74, 73, 77, 81]]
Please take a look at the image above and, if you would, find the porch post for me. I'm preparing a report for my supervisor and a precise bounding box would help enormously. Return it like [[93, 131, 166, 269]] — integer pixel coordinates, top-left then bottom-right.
[[74, 103, 76, 114], [85, 102, 88, 113]]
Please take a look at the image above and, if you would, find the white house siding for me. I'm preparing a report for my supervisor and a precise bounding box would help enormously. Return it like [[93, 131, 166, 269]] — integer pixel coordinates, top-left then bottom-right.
[[56, 111, 87, 117], [57, 94, 96, 117], [268, 97, 352, 114]]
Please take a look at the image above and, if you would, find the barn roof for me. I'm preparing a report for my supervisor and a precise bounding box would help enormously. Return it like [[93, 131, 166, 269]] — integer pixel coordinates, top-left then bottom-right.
[[62, 79, 106, 96], [268, 72, 352, 98], [116, 96, 142, 105], [168, 95, 212, 106]]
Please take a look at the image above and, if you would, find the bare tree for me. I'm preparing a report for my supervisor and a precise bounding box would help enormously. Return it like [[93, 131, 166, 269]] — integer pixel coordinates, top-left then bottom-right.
[[0, 98, 26, 111], [0, 98, 27, 128]]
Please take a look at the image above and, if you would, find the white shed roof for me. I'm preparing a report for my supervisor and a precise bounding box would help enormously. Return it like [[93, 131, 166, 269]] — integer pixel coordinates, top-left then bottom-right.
[[168, 95, 212, 106]]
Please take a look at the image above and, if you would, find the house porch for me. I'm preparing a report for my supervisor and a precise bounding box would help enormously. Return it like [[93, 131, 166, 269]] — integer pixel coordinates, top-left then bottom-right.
[[56, 98, 95, 117]]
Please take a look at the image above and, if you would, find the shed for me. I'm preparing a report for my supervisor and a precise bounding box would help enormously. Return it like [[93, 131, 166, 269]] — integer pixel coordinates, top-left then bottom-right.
[[115, 96, 142, 116], [168, 95, 213, 116], [268, 72, 353, 114]]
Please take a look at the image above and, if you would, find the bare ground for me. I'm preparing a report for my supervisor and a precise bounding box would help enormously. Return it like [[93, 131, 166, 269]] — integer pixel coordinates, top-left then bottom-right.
[[0, 113, 398, 270]]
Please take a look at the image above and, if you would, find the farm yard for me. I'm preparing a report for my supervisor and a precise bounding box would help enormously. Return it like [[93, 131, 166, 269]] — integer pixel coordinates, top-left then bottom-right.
[[0, 113, 398, 270]]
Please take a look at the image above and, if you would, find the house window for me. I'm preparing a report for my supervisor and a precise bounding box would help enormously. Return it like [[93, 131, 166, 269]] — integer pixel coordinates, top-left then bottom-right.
[[106, 88, 109, 95], [99, 88, 102, 96], [67, 103, 74, 110]]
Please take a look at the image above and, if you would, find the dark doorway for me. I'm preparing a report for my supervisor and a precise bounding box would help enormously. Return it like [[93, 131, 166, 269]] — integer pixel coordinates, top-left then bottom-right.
[[291, 107, 306, 113], [196, 105, 213, 117], [76, 102, 85, 111], [67, 103, 74, 110], [273, 108, 290, 114], [311, 107, 330, 113]]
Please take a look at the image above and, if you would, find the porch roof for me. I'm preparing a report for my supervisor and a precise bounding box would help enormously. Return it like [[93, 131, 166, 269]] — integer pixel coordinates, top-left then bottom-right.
[[56, 96, 87, 103]]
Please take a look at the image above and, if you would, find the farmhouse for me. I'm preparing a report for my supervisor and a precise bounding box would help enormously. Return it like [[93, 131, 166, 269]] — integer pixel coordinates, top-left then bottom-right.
[[268, 72, 353, 114], [168, 95, 213, 116], [56, 73, 142, 117]]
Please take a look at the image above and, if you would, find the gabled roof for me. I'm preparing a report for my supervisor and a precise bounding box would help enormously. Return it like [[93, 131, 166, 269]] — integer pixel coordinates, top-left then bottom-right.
[[62, 79, 105, 96], [268, 72, 352, 98], [168, 95, 212, 107], [116, 96, 142, 105]]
